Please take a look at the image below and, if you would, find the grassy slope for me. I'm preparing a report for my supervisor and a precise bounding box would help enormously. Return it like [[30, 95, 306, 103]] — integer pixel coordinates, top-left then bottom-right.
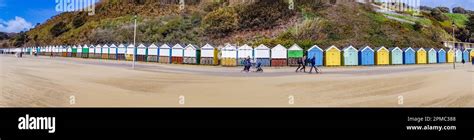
[[23, 1, 460, 49]]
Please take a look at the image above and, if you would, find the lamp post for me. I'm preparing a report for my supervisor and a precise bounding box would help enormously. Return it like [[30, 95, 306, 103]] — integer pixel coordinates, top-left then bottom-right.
[[452, 21, 455, 70], [133, 15, 137, 69]]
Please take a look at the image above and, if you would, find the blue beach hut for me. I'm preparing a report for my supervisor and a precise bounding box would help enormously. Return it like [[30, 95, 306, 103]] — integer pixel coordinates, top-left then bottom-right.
[[307, 45, 324, 66], [403, 47, 415, 64], [437, 48, 446, 63], [463, 49, 469, 62], [359, 46, 374, 66]]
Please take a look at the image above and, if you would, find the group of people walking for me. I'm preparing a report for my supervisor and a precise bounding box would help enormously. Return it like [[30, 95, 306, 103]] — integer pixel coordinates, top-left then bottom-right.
[[295, 55, 320, 74]]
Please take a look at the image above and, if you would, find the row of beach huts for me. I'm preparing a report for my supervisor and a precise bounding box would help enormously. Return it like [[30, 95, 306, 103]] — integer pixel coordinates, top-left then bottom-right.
[[1, 43, 473, 66]]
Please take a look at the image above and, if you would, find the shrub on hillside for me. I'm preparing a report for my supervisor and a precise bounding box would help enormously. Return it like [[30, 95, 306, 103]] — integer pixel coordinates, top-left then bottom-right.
[[431, 8, 448, 21], [50, 21, 69, 37], [435, 7, 450, 13], [72, 13, 87, 28], [202, 7, 239, 38], [237, 0, 294, 30]]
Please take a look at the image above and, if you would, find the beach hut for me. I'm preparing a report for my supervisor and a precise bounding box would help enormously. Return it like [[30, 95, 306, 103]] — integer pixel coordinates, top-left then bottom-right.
[[427, 48, 437, 64], [125, 44, 135, 61], [76, 45, 83, 58], [221, 44, 238, 67], [455, 49, 462, 63], [359, 46, 374, 66], [389, 47, 403, 65], [271, 44, 288, 67], [137, 44, 147, 62], [183, 44, 201, 64], [82, 45, 90, 58], [94, 44, 102, 59], [325, 45, 341, 66], [66, 46, 72, 57], [470, 49, 474, 62], [44, 46, 51, 56], [159, 44, 172, 64], [447, 49, 454, 63], [403, 47, 415, 64], [147, 44, 159, 62], [415, 48, 427, 64], [237, 44, 253, 66], [54, 46, 61, 56], [200, 44, 218, 65], [61, 46, 68, 57], [287, 44, 303, 66], [89, 45, 95, 58], [117, 44, 126, 60], [254, 44, 271, 67], [108, 44, 116, 60], [375, 46, 389, 65], [437, 48, 446, 63], [462, 49, 469, 62], [342, 45, 358, 66], [307, 45, 323, 66], [71, 45, 77, 57], [171, 44, 184, 64]]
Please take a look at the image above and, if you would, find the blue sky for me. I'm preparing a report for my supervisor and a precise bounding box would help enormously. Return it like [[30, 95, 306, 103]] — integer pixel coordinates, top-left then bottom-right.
[[0, 0, 473, 33]]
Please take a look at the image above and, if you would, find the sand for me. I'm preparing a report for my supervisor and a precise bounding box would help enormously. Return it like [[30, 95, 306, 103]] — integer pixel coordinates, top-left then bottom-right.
[[1, 55, 473, 107]]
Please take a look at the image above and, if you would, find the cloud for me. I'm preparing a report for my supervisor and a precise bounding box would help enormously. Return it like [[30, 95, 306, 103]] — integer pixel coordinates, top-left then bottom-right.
[[0, 17, 33, 33]]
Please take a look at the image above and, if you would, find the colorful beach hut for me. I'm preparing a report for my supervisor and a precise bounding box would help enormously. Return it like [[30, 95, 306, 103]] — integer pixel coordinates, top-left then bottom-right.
[[159, 44, 171, 64], [455, 49, 462, 63], [389, 47, 403, 65], [147, 44, 158, 62], [125, 44, 135, 61], [359, 46, 374, 66], [200, 44, 218, 65], [94, 45, 101, 59], [171, 44, 184, 64], [271, 44, 288, 67], [437, 48, 446, 63], [307, 45, 323, 66], [447, 49, 454, 63], [62, 46, 68, 57], [137, 44, 147, 62], [287, 44, 303, 66], [415, 48, 427, 64], [54, 46, 61, 56], [375, 46, 389, 65], [325, 45, 341, 66], [237, 44, 253, 66], [254, 44, 271, 67], [76, 45, 83, 58], [221, 44, 238, 67], [67, 46, 72, 57], [99, 44, 109, 60], [403, 47, 415, 64], [117, 44, 126, 60], [342, 45, 358, 66], [470, 49, 474, 62], [88, 45, 95, 58], [183, 44, 201, 64], [462, 49, 469, 62], [427, 48, 437, 64]]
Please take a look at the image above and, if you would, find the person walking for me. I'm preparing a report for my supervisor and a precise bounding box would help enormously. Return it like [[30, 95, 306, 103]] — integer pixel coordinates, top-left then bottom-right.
[[308, 56, 319, 74], [296, 55, 306, 72]]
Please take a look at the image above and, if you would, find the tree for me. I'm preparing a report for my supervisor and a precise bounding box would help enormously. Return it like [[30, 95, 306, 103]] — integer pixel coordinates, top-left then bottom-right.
[[431, 8, 448, 21], [467, 15, 474, 33], [50, 21, 69, 37], [452, 7, 466, 14], [202, 7, 239, 38], [435, 7, 450, 13]]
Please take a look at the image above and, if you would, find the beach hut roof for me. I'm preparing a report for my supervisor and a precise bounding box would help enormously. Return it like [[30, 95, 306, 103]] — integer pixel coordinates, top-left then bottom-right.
[[160, 43, 171, 48], [415, 48, 425, 52], [256, 44, 269, 49], [118, 44, 126, 48], [462, 49, 469, 52], [137, 43, 146, 48], [147, 43, 158, 48], [172, 44, 185, 49], [388, 47, 401, 52], [343, 45, 357, 51], [272, 44, 287, 50], [436, 48, 445, 52], [402, 47, 414, 52], [360, 46, 374, 52], [288, 44, 302, 50], [325, 45, 340, 51], [185, 44, 200, 50], [308, 45, 323, 51], [428, 48, 436, 52], [223, 44, 237, 50], [375, 46, 388, 52], [202, 43, 214, 49], [238, 44, 252, 50]]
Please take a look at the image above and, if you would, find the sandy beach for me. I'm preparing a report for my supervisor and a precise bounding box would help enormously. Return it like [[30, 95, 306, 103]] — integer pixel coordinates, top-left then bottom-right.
[[0, 55, 472, 107]]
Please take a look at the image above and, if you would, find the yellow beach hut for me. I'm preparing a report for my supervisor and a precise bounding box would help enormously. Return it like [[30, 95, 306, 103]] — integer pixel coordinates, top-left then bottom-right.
[[324, 45, 341, 66], [375, 46, 389, 65], [416, 48, 427, 64], [447, 49, 454, 63]]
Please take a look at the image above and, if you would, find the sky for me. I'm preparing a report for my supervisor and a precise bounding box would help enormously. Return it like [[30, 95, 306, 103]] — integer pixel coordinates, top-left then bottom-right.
[[0, 0, 473, 33]]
